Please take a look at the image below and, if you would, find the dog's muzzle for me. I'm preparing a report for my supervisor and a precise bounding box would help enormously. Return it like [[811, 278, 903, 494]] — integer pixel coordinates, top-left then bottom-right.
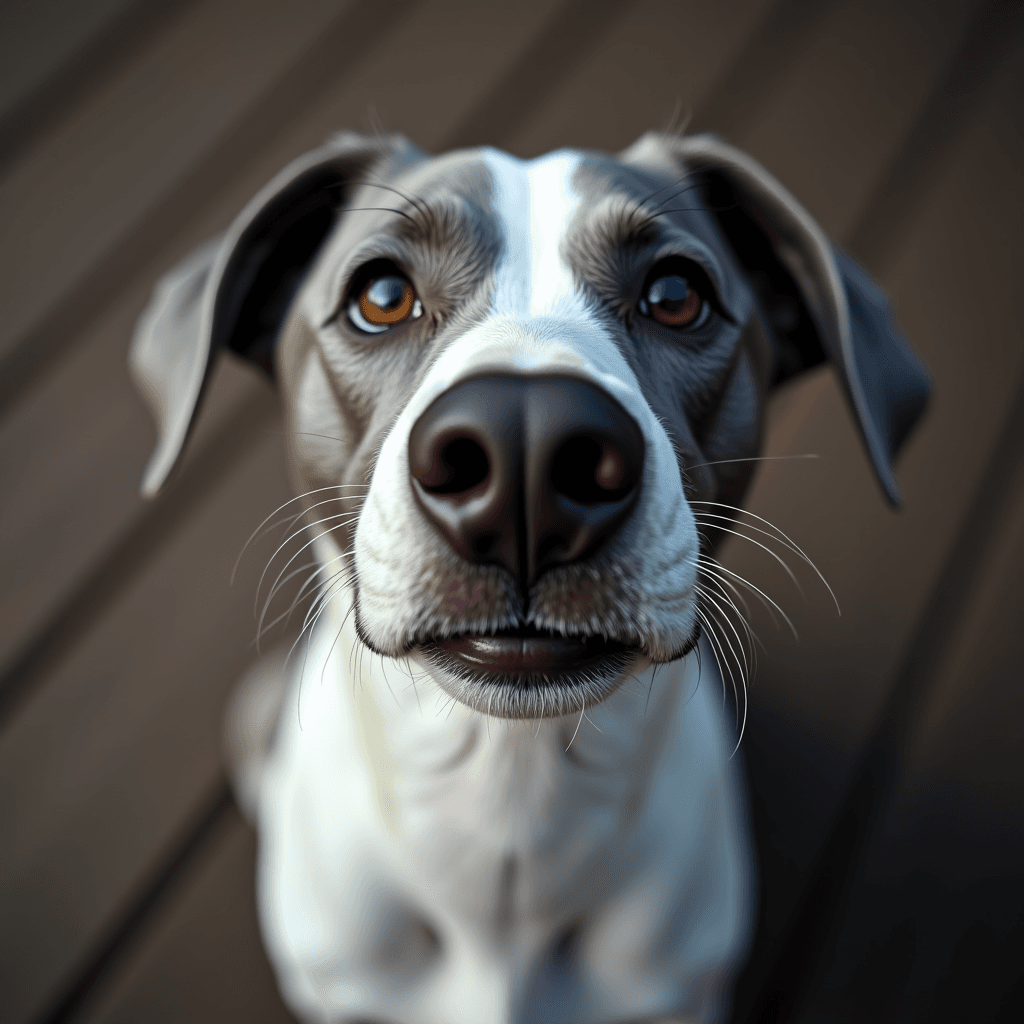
[[408, 374, 645, 691]]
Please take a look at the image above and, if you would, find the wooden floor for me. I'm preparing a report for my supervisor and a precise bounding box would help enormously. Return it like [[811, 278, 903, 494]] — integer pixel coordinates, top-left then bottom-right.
[[1, 1, 1022, 1021]]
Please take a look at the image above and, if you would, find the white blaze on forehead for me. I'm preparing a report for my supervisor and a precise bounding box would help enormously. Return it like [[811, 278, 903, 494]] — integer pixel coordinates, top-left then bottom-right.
[[482, 148, 585, 318]]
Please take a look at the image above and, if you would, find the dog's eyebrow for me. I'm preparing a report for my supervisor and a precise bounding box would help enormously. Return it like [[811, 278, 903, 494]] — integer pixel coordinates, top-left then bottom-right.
[[592, 198, 663, 248], [345, 193, 487, 255], [569, 196, 734, 319]]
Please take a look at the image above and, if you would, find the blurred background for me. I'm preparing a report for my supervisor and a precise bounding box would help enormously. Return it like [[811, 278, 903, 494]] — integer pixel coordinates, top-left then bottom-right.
[[0, 0, 1021, 1021]]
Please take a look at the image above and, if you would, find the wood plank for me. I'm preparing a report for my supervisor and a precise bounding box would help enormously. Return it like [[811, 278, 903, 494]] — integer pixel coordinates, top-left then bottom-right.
[[506, 0, 779, 156], [791, 385, 1024, 1021], [76, 808, 297, 1024], [730, 18, 1024, 1013], [0, 427, 292, 1024], [735, 0, 985, 239], [0, 0, 191, 174], [734, 10, 1023, 756], [0, 0, 351, 369], [0, 0, 138, 123]]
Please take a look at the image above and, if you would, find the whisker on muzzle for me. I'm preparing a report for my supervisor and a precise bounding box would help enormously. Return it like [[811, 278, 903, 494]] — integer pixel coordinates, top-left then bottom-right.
[[232, 484, 367, 585]]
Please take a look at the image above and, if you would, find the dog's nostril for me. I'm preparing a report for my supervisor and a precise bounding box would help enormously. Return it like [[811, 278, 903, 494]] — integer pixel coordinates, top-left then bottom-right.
[[418, 435, 490, 495], [551, 435, 635, 505]]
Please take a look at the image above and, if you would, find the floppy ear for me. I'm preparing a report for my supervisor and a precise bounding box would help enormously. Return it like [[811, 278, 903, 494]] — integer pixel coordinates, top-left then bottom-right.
[[627, 132, 931, 506], [130, 131, 419, 498]]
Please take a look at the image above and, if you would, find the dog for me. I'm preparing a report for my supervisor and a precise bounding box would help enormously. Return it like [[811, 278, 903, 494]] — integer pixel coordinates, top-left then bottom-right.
[[130, 130, 929, 1023]]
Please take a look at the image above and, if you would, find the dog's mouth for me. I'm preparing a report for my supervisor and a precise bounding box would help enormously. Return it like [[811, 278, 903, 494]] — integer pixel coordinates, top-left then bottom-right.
[[430, 626, 632, 674], [417, 625, 640, 719]]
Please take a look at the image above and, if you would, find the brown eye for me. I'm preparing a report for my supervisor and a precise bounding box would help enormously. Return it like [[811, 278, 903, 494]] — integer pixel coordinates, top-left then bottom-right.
[[640, 274, 706, 328], [348, 272, 422, 334]]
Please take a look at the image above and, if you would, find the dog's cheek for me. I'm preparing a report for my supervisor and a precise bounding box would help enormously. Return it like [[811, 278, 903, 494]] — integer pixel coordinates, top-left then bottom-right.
[[704, 348, 763, 506], [290, 351, 356, 487]]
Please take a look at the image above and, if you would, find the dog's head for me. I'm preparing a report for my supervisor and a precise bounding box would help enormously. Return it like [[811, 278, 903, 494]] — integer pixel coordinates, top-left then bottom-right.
[[131, 130, 928, 719]]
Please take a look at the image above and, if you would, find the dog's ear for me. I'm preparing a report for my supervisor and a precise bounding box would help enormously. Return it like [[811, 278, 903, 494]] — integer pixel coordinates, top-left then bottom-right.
[[623, 132, 931, 506], [130, 131, 419, 498]]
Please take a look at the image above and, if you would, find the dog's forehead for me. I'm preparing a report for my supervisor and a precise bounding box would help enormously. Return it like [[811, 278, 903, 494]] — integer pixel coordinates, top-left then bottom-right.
[[382, 145, 706, 313]]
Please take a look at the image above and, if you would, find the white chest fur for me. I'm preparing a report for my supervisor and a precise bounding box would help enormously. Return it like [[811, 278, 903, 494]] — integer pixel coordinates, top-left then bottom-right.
[[253, 590, 751, 1024]]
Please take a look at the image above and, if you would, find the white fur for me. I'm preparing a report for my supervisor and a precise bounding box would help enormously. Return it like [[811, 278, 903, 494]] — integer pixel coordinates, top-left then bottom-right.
[[353, 149, 701, 660], [242, 148, 753, 1023], [255, 596, 749, 1023]]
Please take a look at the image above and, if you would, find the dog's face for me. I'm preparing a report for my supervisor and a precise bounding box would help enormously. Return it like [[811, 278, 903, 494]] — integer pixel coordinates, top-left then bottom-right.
[[274, 142, 776, 719], [131, 130, 930, 720]]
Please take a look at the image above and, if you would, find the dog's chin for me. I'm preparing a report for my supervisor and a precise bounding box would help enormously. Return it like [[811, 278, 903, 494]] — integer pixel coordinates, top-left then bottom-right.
[[417, 626, 642, 720]]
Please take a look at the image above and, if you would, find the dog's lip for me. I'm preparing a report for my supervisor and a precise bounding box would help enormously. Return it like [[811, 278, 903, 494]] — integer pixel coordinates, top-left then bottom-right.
[[425, 626, 632, 675]]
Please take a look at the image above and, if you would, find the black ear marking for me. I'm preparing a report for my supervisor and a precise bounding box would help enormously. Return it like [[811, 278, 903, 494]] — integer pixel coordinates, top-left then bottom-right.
[[213, 167, 348, 377], [833, 246, 931, 488], [130, 131, 421, 498], [624, 131, 932, 506]]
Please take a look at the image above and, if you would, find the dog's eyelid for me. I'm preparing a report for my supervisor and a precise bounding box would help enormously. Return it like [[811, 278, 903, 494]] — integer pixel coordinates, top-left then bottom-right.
[[322, 237, 419, 320], [647, 242, 724, 294], [321, 252, 418, 330], [640, 251, 735, 327]]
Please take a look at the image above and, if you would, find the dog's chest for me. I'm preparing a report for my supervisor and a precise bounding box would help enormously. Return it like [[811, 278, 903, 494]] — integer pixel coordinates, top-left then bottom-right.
[[282, 603, 680, 921], [255, 607, 747, 1022]]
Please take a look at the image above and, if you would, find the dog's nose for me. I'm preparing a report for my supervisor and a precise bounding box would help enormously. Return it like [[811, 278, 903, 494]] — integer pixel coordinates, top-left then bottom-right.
[[408, 375, 644, 586]]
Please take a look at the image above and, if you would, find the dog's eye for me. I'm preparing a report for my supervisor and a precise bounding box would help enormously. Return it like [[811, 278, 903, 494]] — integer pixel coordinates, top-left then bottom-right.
[[638, 273, 709, 329], [347, 272, 423, 334]]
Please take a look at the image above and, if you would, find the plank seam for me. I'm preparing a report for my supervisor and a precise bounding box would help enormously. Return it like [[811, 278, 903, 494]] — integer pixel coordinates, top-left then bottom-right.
[[0, 0, 200, 176], [739, 6, 1024, 1017], [0, 0, 420, 422], [30, 783, 236, 1024], [0, 385, 279, 728], [690, 0, 841, 140]]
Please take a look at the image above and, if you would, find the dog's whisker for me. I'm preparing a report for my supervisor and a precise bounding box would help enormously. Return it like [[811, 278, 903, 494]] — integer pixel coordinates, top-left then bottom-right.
[[564, 706, 587, 753], [254, 507, 358, 617], [262, 491, 366, 550], [349, 177, 431, 220], [320, 612, 350, 690], [257, 519, 359, 640], [640, 171, 699, 209], [254, 561, 335, 643], [696, 580, 753, 674], [271, 510, 361, 564], [697, 555, 797, 638], [264, 547, 347, 609], [692, 518, 805, 598], [694, 606, 735, 719], [377, 653, 401, 708], [701, 560, 780, 633], [699, 561, 757, 633], [695, 598, 745, 726], [287, 566, 352, 670], [686, 642, 704, 706], [687, 453, 821, 471], [232, 484, 359, 585], [695, 584, 752, 721], [691, 500, 839, 614], [260, 566, 348, 643], [649, 201, 741, 217], [299, 566, 351, 636], [692, 509, 821, 581], [340, 204, 419, 224], [289, 430, 370, 448]]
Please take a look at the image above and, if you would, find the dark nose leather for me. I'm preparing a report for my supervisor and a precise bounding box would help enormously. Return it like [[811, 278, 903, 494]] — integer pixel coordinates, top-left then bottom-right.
[[408, 374, 644, 586]]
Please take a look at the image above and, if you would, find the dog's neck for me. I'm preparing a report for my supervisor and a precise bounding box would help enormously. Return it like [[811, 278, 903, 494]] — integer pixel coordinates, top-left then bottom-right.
[[305, 566, 700, 916]]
